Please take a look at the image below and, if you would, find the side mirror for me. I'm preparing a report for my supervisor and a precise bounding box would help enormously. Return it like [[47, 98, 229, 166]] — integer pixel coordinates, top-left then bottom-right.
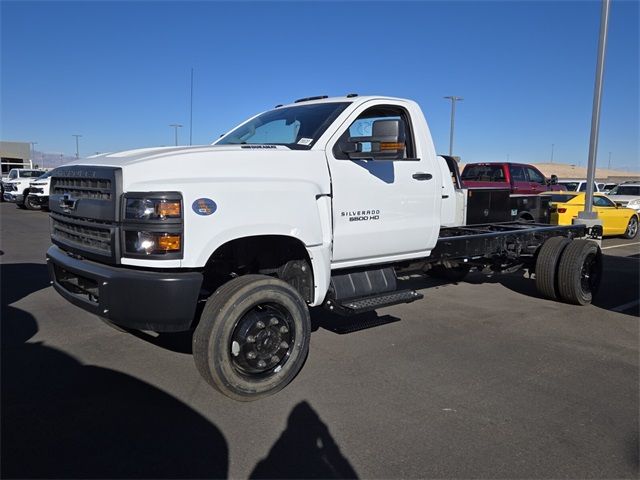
[[548, 174, 558, 185], [341, 119, 406, 160], [615, 202, 623, 208]]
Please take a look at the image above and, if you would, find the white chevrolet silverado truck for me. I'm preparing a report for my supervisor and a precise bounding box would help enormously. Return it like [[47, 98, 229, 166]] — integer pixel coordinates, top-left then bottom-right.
[[47, 95, 603, 400], [3, 168, 46, 207], [25, 170, 53, 210]]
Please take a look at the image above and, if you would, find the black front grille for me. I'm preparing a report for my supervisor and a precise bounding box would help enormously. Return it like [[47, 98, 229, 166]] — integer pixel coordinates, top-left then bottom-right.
[[52, 216, 112, 255], [51, 178, 112, 200]]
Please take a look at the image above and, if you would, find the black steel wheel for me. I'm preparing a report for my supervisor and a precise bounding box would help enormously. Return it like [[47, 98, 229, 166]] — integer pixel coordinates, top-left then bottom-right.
[[25, 195, 41, 211], [193, 274, 310, 401], [622, 215, 638, 239], [557, 240, 602, 305], [535, 236, 571, 300]]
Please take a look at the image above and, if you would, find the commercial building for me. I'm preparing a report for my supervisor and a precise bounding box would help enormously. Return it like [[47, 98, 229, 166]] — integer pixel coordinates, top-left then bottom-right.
[[0, 141, 32, 175]]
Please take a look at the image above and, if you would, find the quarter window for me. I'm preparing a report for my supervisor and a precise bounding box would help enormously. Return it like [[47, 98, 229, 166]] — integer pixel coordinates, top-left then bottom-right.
[[510, 165, 527, 182]]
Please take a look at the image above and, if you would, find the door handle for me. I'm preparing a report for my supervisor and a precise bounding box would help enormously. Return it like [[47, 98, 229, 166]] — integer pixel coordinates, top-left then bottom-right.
[[412, 173, 433, 181]]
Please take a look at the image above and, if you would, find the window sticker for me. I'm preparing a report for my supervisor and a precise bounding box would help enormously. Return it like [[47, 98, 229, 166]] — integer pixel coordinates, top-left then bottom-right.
[[297, 138, 313, 145]]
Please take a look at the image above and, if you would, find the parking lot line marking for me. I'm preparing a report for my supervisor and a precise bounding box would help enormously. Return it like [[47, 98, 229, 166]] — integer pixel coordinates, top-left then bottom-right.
[[612, 299, 640, 313], [601, 242, 640, 250]]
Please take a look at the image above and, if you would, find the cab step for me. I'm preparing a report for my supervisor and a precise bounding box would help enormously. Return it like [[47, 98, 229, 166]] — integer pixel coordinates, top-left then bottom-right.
[[326, 289, 423, 316]]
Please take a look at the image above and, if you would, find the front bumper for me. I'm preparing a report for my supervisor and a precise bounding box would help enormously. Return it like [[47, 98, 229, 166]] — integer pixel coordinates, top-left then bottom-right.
[[26, 194, 49, 206], [3, 193, 22, 203], [47, 245, 203, 332]]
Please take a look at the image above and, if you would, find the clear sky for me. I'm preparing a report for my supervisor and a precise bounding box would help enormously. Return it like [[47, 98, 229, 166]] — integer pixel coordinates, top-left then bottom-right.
[[1, 0, 638, 171]]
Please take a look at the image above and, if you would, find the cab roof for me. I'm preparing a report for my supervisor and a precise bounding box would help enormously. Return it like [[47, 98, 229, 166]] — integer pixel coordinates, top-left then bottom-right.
[[275, 95, 409, 109]]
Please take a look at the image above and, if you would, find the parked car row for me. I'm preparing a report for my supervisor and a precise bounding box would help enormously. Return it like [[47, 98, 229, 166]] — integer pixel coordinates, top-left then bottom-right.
[[2, 168, 53, 210], [458, 163, 638, 238]]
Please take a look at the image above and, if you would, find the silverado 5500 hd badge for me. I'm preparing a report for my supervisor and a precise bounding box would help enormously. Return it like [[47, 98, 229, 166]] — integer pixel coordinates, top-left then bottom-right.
[[341, 210, 380, 222]]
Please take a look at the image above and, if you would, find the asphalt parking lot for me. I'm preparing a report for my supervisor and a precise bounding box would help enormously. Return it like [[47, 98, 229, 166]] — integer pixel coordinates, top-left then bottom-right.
[[1, 202, 638, 479]]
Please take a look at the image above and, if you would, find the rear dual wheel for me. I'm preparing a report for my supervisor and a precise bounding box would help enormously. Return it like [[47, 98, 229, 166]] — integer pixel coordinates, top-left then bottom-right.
[[192, 275, 310, 401], [535, 236, 571, 300], [535, 238, 602, 305]]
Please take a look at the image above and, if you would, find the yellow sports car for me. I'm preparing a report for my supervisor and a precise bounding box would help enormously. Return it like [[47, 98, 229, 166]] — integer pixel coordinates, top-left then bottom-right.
[[543, 192, 638, 238]]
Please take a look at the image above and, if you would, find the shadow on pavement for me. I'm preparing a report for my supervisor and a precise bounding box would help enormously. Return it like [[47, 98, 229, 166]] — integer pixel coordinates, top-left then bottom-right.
[[250, 401, 358, 479], [1, 262, 229, 478], [433, 254, 639, 317]]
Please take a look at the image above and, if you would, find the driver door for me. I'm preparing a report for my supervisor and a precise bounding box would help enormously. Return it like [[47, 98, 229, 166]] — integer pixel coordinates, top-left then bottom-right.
[[326, 102, 440, 267]]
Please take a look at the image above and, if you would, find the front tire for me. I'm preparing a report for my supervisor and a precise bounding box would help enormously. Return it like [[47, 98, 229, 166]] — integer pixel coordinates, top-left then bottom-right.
[[557, 240, 602, 305], [622, 215, 638, 239], [25, 195, 41, 211], [192, 274, 311, 401]]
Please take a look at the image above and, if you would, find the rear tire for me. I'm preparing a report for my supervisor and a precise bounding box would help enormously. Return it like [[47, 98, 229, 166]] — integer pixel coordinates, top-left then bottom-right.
[[622, 215, 638, 239], [535, 236, 571, 300], [192, 274, 311, 401], [25, 195, 41, 211], [557, 240, 602, 305]]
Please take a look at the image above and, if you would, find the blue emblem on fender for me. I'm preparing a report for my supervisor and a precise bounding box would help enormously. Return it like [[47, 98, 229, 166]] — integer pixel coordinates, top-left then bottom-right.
[[192, 198, 217, 216]]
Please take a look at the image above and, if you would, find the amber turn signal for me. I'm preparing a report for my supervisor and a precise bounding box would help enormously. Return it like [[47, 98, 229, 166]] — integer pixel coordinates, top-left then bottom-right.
[[157, 234, 181, 251], [380, 142, 405, 151], [156, 201, 181, 218]]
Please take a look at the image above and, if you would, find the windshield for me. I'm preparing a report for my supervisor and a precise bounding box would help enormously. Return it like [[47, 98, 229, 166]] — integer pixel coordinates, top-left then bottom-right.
[[610, 185, 640, 196], [34, 171, 52, 181], [461, 165, 506, 182], [18, 170, 45, 178], [558, 181, 579, 191], [216, 102, 350, 149]]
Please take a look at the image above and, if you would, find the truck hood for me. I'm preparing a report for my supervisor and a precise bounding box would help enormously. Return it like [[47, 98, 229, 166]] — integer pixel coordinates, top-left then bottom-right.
[[65, 144, 294, 168], [60, 144, 330, 194]]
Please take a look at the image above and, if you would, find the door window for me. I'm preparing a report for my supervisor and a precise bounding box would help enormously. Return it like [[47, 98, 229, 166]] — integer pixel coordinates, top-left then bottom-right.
[[334, 105, 415, 160], [593, 196, 615, 207], [526, 167, 545, 184]]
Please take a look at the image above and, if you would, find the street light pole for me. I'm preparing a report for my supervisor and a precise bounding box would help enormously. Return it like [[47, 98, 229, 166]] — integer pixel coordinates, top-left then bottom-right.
[[72, 134, 82, 159], [169, 124, 183, 146], [551, 143, 554, 163], [30, 142, 38, 167], [579, 0, 611, 220], [444, 96, 463, 156], [189, 67, 194, 146], [608, 151, 612, 169]]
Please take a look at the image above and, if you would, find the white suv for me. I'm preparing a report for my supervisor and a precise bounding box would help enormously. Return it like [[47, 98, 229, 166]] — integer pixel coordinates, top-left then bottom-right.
[[608, 183, 640, 212], [557, 179, 601, 193]]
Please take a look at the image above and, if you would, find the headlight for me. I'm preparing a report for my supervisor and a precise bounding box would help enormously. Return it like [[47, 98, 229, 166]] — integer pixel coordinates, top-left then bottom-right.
[[125, 198, 182, 220], [124, 231, 182, 255], [121, 192, 183, 258]]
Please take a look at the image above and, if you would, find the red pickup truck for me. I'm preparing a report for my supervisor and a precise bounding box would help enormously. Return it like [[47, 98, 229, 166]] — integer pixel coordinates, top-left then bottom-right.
[[461, 162, 561, 194]]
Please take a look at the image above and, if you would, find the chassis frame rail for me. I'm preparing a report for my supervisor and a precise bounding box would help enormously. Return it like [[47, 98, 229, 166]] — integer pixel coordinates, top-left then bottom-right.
[[431, 222, 601, 263]]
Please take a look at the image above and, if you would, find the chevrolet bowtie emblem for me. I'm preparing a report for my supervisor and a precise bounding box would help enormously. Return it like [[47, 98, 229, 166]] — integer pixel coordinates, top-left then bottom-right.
[[59, 194, 78, 213]]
